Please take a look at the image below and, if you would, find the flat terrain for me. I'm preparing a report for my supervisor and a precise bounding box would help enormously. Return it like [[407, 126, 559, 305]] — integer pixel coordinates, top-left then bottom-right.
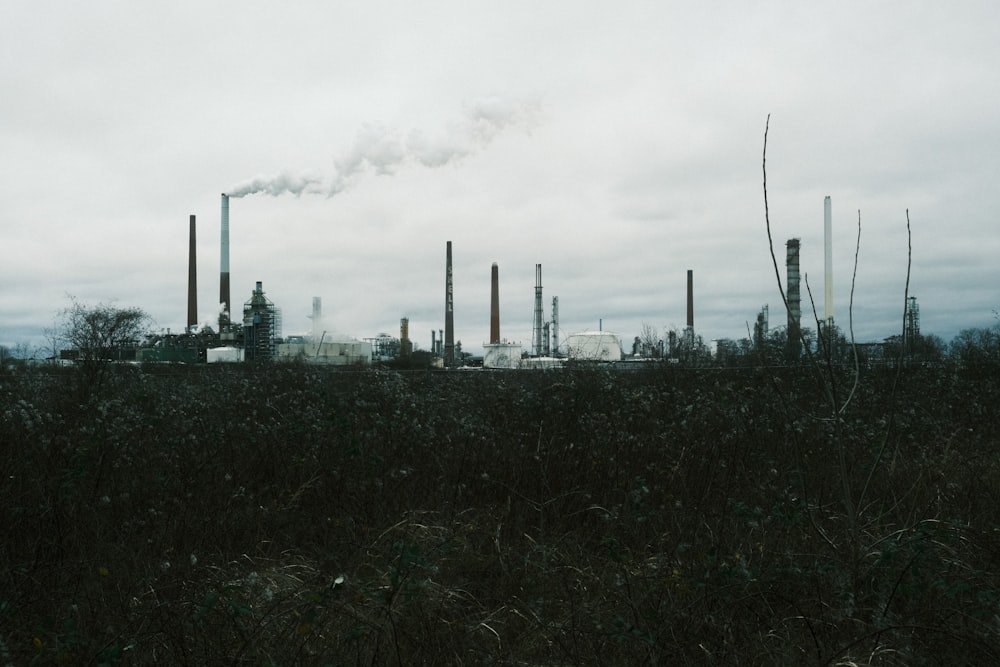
[[2, 363, 999, 664]]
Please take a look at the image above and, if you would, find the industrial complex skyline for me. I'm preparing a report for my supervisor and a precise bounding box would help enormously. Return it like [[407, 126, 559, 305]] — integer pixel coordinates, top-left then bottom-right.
[[2, 2, 999, 355]]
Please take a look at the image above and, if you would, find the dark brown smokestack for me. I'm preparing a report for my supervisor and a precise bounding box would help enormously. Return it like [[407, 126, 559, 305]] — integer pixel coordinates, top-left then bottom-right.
[[444, 241, 454, 366], [220, 194, 231, 331], [686, 269, 694, 329], [490, 262, 500, 344], [786, 238, 801, 360], [187, 214, 197, 332]]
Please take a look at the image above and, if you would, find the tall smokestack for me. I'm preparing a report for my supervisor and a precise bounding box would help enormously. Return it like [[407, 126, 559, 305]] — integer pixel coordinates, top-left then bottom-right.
[[400, 317, 411, 356], [786, 238, 801, 360], [445, 241, 455, 366], [686, 269, 694, 328], [824, 195, 833, 328], [220, 193, 231, 331], [187, 214, 197, 332], [533, 264, 543, 356], [490, 262, 500, 344], [551, 296, 559, 357], [685, 269, 694, 347]]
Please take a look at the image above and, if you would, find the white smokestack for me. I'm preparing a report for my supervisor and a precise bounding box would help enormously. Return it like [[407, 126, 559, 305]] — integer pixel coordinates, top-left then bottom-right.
[[824, 196, 833, 327], [311, 297, 322, 342]]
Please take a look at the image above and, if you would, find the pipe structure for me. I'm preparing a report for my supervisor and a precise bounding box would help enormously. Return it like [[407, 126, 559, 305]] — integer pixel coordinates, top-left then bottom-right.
[[220, 193, 231, 331], [824, 196, 833, 328], [187, 214, 197, 332], [533, 264, 543, 356], [786, 238, 801, 360], [444, 241, 455, 366], [490, 262, 500, 344]]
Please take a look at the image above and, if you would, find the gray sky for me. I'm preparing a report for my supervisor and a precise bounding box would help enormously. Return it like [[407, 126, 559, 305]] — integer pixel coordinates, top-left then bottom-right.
[[2, 1, 998, 355]]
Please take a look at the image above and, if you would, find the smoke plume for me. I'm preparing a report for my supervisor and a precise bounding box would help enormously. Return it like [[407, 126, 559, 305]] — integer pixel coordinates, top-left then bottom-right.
[[229, 95, 539, 198], [228, 170, 324, 198]]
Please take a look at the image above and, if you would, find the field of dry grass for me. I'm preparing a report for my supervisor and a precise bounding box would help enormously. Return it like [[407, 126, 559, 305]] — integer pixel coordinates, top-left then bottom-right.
[[2, 362, 999, 664]]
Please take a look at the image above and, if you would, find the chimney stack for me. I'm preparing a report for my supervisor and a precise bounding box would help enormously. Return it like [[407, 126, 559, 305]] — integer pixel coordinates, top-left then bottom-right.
[[444, 241, 455, 366], [551, 296, 559, 357], [187, 214, 197, 332], [400, 317, 411, 356], [490, 262, 500, 344], [685, 269, 695, 347], [686, 269, 694, 328], [311, 297, 322, 341], [823, 195, 833, 329], [219, 194, 231, 331], [533, 264, 543, 356], [786, 238, 801, 360]]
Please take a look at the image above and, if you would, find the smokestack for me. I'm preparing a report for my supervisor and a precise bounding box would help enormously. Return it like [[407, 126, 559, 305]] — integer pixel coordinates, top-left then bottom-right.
[[533, 264, 543, 356], [311, 297, 322, 341], [824, 196, 833, 328], [187, 214, 197, 332], [686, 269, 694, 329], [551, 296, 559, 357], [220, 193, 231, 331], [786, 238, 801, 360], [685, 269, 695, 348], [431, 330, 436, 356], [490, 262, 500, 344], [445, 241, 455, 366]]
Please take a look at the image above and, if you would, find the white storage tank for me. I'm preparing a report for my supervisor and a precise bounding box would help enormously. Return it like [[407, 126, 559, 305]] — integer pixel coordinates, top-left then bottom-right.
[[483, 342, 522, 369], [566, 331, 622, 362], [207, 346, 243, 363]]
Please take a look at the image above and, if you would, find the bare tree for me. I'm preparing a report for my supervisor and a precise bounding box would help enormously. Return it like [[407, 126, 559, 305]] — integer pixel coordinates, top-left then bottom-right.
[[637, 321, 663, 358], [59, 297, 151, 398]]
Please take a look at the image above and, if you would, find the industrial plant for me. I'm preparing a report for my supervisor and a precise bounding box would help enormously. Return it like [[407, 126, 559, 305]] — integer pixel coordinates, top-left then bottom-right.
[[60, 192, 926, 369]]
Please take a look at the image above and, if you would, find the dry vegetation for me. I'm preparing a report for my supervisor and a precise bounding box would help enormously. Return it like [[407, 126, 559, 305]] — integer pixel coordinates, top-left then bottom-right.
[[2, 360, 1000, 665]]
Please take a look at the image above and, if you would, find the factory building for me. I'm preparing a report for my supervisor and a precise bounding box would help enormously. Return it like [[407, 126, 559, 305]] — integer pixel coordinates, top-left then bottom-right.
[[242, 281, 279, 361]]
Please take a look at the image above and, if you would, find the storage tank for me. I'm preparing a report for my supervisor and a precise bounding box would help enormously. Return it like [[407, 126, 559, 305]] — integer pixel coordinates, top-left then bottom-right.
[[565, 331, 622, 362], [207, 346, 243, 363]]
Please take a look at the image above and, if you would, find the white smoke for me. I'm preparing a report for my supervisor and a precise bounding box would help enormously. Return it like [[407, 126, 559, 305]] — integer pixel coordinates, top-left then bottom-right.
[[228, 170, 324, 198], [229, 95, 540, 198]]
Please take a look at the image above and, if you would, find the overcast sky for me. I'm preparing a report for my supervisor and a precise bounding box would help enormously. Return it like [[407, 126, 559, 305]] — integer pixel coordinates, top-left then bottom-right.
[[3, 2, 998, 356]]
